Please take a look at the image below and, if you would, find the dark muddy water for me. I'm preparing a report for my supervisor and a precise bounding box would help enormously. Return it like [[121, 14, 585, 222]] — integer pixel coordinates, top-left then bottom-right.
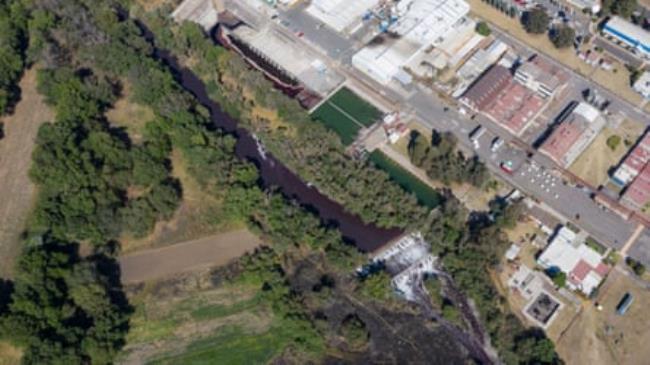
[[137, 22, 401, 252]]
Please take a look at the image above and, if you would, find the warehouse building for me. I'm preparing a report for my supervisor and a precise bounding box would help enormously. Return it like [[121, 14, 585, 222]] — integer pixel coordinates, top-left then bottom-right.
[[351, 0, 470, 85], [514, 55, 568, 99], [603, 16, 650, 60], [460, 65, 546, 136], [305, 0, 379, 34], [539, 102, 605, 168]]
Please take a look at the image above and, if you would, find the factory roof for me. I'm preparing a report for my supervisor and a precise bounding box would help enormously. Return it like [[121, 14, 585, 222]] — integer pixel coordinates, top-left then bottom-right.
[[460, 65, 512, 110], [484, 81, 544, 135], [604, 16, 650, 53], [391, 0, 470, 44], [539, 102, 602, 166], [305, 0, 380, 33]]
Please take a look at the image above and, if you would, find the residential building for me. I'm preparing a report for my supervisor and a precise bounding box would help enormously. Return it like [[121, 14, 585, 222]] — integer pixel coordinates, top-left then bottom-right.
[[620, 163, 650, 217], [539, 102, 605, 167], [514, 55, 568, 99], [537, 227, 610, 296], [612, 132, 650, 187], [633, 71, 650, 99], [603, 16, 650, 60], [352, 0, 470, 85]]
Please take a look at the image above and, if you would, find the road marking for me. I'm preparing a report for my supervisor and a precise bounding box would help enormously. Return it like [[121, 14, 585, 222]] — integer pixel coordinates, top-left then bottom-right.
[[620, 224, 645, 257]]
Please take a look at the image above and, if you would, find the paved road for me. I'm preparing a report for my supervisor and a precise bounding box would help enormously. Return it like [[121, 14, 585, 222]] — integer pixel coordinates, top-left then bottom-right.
[[593, 37, 645, 69], [234, 2, 650, 263]]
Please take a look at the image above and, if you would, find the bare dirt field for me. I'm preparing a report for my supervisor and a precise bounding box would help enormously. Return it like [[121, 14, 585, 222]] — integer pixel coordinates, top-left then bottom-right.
[[556, 268, 650, 365], [119, 229, 262, 284], [569, 120, 645, 187], [0, 68, 54, 278]]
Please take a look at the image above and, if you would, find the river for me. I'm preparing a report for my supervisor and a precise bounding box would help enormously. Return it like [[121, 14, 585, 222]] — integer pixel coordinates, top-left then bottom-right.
[[133, 20, 401, 252]]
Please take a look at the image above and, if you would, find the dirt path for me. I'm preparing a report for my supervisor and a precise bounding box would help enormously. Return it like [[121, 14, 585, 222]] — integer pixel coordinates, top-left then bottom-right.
[[0, 68, 53, 278], [119, 229, 263, 283]]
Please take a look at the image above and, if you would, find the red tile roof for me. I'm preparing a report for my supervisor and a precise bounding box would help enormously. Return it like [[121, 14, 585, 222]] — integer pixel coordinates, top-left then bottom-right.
[[622, 163, 650, 212], [570, 259, 593, 282], [461, 65, 512, 111], [484, 82, 544, 135], [595, 262, 610, 277], [620, 132, 650, 174], [539, 122, 583, 164]]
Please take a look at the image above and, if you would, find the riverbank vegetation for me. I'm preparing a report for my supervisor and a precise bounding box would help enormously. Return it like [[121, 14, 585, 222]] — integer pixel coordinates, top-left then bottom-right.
[[133, 9, 560, 364], [409, 130, 489, 187], [0, 0, 561, 363]]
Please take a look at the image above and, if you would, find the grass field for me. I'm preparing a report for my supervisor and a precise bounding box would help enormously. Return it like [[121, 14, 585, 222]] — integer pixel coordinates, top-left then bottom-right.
[[120, 273, 313, 364], [369, 150, 441, 208], [0, 68, 54, 278], [311, 87, 382, 145], [106, 80, 155, 144], [569, 120, 645, 187]]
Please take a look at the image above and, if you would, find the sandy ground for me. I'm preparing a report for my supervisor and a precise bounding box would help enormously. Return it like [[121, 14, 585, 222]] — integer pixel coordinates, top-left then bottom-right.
[[0, 69, 54, 278], [569, 120, 645, 188], [556, 268, 650, 365], [119, 229, 262, 283]]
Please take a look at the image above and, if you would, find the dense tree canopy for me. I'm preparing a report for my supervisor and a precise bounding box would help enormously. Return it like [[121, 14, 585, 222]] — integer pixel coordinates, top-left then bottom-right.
[[0, 0, 28, 115], [550, 26, 576, 48], [409, 130, 489, 187], [522, 8, 550, 34]]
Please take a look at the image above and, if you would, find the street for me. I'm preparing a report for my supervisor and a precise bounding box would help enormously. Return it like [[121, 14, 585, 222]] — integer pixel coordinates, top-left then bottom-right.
[[229, 1, 649, 263]]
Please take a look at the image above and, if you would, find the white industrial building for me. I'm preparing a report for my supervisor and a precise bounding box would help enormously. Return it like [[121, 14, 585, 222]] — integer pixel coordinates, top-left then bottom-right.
[[537, 227, 609, 296], [603, 17, 650, 60], [352, 0, 471, 85], [305, 0, 380, 33]]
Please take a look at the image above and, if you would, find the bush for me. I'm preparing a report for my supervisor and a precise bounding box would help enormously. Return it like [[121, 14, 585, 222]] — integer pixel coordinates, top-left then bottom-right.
[[606, 135, 621, 151], [550, 26, 576, 48], [476, 21, 492, 36], [626, 257, 646, 276], [550, 271, 567, 288]]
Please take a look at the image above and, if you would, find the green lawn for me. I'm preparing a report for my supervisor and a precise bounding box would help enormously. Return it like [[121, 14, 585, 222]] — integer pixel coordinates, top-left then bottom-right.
[[311, 102, 361, 145], [149, 326, 290, 365], [327, 87, 382, 127], [369, 151, 441, 209], [311, 88, 383, 145]]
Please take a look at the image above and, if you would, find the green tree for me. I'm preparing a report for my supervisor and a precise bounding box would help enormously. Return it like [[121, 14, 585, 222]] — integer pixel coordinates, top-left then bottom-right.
[[551, 26, 576, 48], [550, 271, 567, 288], [606, 135, 621, 150], [476, 21, 492, 36], [522, 8, 550, 34]]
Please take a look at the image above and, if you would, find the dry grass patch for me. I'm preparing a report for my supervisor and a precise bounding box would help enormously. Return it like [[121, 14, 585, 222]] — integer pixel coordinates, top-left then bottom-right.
[[0, 341, 22, 365], [105, 82, 155, 144], [569, 120, 645, 187], [556, 269, 650, 365], [590, 67, 643, 106], [120, 149, 243, 253], [0, 68, 54, 278]]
